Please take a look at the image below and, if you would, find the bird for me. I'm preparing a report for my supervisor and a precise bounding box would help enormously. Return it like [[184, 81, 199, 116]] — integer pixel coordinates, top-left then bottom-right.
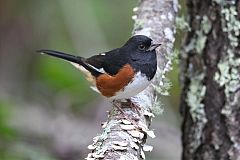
[[37, 35, 160, 101]]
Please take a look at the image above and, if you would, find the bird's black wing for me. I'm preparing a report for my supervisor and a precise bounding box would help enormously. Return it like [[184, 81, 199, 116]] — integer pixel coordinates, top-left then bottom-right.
[[85, 54, 106, 70], [86, 48, 126, 76]]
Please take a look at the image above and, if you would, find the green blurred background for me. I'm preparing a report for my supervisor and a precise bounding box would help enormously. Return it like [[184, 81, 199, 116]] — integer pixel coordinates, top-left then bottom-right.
[[0, 1, 182, 160]]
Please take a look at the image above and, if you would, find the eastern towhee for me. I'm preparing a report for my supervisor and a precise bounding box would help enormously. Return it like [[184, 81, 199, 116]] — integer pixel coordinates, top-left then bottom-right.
[[37, 35, 160, 101]]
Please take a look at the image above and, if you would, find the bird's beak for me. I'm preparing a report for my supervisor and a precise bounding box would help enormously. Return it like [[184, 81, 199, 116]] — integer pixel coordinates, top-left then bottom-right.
[[147, 43, 161, 51], [36, 49, 81, 64]]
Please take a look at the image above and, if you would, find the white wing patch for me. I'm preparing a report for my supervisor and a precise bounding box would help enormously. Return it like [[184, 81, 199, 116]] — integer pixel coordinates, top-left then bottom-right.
[[86, 63, 106, 74], [99, 52, 106, 56]]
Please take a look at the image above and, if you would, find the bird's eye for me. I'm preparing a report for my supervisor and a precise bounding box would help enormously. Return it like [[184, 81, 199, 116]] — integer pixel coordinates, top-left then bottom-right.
[[138, 44, 146, 50]]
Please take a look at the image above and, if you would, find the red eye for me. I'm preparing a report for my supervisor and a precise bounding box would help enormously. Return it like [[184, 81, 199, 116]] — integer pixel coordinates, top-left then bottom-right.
[[138, 44, 146, 50]]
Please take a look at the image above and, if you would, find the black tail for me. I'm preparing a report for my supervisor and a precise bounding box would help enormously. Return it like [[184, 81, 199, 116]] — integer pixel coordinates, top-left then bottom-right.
[[37, 49, 102, 77], [36, 49, 84, 64]]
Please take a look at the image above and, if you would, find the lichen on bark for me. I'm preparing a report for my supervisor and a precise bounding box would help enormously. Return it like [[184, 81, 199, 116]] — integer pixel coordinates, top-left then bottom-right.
[[180, 0, 240, 159]]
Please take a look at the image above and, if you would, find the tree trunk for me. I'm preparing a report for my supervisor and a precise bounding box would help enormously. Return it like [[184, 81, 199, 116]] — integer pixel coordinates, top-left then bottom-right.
[[86, 0, 177, 159], [180, 0, 240, 160]]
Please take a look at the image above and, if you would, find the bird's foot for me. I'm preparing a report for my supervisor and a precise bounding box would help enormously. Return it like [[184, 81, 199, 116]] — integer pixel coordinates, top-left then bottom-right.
[[125, 99, 141, 115], [113, 101, 139, 125]]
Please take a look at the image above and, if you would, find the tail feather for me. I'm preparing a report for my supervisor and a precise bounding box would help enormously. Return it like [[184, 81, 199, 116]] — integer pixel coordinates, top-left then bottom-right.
[[37, 49, 84, 64], [37, 49, 102, 77]]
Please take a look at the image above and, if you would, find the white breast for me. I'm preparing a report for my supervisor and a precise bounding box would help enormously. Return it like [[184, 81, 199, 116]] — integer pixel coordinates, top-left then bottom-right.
[[110, 72, 151, 100]]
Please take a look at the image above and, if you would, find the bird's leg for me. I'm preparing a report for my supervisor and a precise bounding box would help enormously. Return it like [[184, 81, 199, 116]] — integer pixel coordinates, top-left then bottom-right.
[[125, 98, 141, 115], [112, 100, 139, 124], [113, 101, 127, 116]]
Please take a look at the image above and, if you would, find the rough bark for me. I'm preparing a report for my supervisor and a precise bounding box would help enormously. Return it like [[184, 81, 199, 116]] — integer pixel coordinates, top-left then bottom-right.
[[86, 0, 177, 159], [180, 0, 240, 160]]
